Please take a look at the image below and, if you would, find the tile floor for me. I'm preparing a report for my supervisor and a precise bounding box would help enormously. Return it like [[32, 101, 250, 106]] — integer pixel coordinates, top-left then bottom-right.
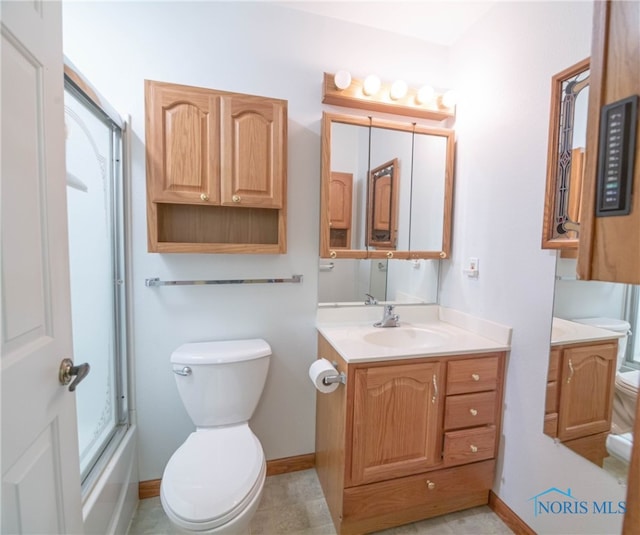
[[127, 469, 514, 535]]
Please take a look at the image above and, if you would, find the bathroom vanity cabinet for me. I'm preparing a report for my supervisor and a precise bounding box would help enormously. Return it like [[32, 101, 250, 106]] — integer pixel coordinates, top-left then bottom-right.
[[315, 334, 506, 535], [145, 79, 287, 253], [543, 341, 617, 466]]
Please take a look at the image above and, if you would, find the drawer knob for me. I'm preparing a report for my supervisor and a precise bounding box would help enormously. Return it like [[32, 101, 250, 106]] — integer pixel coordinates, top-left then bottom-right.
[[471, 373, 480, 381], [470, 445, 478, 453], [232, 194, 241, 203], [200, 193, 209, 201], [426, 480, 435, 490], [469, 408, 478, 416]]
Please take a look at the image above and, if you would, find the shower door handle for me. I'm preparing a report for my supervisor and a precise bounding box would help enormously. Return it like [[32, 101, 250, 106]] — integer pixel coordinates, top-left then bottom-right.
[[59, 358, 91, 392]]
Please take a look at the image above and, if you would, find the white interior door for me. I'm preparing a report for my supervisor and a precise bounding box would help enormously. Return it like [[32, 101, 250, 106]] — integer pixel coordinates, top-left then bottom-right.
[[1, 1, 84, 533]]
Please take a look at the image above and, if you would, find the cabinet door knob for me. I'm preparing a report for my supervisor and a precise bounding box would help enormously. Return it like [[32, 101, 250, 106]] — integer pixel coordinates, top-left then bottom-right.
[[471, 373, 480, 381], [330, 251, 337, 259], [200, 193, 209, 201], [386, 251, 394, 259], [469, 408, 478, 416], [232, 194, 241, 203], [426, 480, 435, 490], [470, 445, 478, 453]]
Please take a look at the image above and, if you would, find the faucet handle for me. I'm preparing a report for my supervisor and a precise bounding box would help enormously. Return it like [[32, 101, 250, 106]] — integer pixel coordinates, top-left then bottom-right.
[[365, 293, 378, 305]]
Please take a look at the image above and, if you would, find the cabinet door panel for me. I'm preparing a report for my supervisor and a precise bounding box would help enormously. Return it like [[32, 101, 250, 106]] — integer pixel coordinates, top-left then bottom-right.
[[557, 343, 617, 441], [220, 94, 286, 208], [350, 361, 442, 486], [145, 81, 220, 204]]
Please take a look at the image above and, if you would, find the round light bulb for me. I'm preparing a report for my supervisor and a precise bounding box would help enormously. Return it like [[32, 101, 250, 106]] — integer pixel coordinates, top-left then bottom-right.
[[416, 85, 435, 105], [441, 90, 458, 108], [334, 70, 352, 90], [390, 80, 408, 100], [363, 74, 381, 96]]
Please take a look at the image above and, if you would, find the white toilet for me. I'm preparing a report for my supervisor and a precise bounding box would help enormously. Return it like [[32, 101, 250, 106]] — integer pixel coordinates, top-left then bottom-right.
[[572, 317, 637, 463], [161, 339, 271, 534]]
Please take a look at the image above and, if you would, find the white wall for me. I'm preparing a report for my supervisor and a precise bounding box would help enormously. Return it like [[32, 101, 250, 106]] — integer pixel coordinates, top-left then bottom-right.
[[444, 2, 626, 533], [62, 1, 450, 482]]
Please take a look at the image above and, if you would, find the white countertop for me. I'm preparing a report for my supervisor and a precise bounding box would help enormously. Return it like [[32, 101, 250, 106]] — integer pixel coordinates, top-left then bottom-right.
[[316, 304, 512, 363], [551, 317, 624, 346]]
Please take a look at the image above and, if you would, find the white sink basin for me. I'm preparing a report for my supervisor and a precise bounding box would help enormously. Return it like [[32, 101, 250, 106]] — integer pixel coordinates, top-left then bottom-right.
[[362, 327, 449, 349]]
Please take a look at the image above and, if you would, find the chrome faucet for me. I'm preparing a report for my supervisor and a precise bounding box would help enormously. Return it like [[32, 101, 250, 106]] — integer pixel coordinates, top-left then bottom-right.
[[364, 293, 378, 305], [374, 305, 400, 328]]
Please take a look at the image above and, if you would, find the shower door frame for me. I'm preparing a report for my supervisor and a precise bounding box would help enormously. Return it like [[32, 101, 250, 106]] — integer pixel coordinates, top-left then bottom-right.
[[63, 60, 132, 495]]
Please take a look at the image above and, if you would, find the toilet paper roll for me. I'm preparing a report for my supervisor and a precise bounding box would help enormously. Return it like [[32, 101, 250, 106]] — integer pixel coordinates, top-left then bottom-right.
[[309, 358, 340, 394]]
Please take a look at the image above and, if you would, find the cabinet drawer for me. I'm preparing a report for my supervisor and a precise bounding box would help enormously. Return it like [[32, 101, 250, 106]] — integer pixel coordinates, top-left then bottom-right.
[[342, 460, 495, 522], [446, 355, 500, 394], [444, 391, 497, 430], [443, 426, 496, 466]]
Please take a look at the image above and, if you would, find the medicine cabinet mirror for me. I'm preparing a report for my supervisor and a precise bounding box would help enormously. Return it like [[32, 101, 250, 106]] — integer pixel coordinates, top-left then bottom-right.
[[542, 58, 590, 253], [320, 112, 455, 261]]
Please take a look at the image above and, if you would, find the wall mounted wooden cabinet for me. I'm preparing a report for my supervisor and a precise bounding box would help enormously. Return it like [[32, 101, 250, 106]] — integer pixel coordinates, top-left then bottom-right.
[[543, 341, 617, 466], [578, 0, 640, 283], [315, 334, 505, 534], [145, 80, 287, 253]]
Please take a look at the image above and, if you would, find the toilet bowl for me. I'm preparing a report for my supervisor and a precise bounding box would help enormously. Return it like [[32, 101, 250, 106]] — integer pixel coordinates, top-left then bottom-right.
[[161, 339, 271, 534]]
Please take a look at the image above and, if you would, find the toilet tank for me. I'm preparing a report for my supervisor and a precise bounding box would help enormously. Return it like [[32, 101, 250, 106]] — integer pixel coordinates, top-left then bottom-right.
[[171, 339, 271, 427]]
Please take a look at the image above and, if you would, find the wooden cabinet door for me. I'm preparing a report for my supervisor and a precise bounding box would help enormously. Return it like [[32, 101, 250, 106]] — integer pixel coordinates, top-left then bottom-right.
[[145, 80, 220, 204], [557, 343, 617, 441], [220, 94, 286, 208], [349, 361, 443, 486], [329, 172, 353, 229]]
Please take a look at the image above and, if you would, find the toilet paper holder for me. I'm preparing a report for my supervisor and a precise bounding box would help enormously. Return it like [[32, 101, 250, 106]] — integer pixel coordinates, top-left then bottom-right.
[[322, 361, 347, 386]]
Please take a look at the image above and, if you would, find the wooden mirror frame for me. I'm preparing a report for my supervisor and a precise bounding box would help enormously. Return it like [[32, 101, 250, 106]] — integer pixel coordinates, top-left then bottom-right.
[[320, 112, 455, 260], [542, 57, 590, 254]]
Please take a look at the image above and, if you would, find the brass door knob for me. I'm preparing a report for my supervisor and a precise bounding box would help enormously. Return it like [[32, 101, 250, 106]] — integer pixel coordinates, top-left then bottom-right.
[[439, 251, 447, 258], [469, 408, 478, 416], [426, 480, 435, 490], [200, 193, 209, 201], [471, 373, 480, 381], [470, 445, 478, 453], [386, 251, 394, 259], [330, 251, 337, 259], [232, 194, 241, 203]]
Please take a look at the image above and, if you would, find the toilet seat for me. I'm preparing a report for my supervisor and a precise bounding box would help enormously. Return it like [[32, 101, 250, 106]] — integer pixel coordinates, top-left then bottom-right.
[[161, 425, 265, 531]]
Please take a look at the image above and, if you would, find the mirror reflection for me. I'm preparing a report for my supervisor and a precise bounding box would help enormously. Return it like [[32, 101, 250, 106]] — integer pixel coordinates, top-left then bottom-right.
[[320, 112, 454, 260], [543, 256, 639, 483], [542, 58, 590, 250], [318, 258, 440, 305]]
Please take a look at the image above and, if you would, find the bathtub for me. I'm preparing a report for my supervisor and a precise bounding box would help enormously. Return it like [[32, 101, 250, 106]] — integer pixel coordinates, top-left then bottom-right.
[[82, 424, 139, 534]]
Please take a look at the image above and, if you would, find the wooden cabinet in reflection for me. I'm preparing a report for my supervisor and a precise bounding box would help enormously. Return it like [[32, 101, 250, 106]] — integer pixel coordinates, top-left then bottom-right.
[[329, 172, 353, 249], [544, 341, 617, 466]]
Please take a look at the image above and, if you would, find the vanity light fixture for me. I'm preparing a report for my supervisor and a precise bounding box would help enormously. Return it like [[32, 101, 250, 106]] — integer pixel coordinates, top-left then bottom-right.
[[363, 74, 382, 96], [390, 79, 408, 100], [333, 70, 352, 90], [322, 72, 455, 122]]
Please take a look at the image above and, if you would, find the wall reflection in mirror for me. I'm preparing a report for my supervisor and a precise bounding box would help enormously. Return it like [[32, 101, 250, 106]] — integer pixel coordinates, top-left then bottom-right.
[[318, 258, 440, 305], [544, 256, 640, 484]]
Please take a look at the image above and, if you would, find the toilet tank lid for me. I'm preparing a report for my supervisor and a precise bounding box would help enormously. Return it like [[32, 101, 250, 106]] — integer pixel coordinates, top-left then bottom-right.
[[571, 317, 631, 333], [171, 339, 271, 364]]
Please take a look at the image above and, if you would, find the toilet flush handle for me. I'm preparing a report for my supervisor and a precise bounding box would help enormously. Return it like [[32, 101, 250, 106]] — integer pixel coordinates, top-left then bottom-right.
[[173, 366, 192, 377]]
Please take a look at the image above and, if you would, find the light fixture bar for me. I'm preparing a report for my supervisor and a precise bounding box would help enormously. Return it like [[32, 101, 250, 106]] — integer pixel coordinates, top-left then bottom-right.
[[321, 72, 454, 122]]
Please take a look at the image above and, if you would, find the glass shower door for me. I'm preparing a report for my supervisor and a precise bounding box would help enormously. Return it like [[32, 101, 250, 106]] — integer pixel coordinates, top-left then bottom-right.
[[64, 80, 127, 485]]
